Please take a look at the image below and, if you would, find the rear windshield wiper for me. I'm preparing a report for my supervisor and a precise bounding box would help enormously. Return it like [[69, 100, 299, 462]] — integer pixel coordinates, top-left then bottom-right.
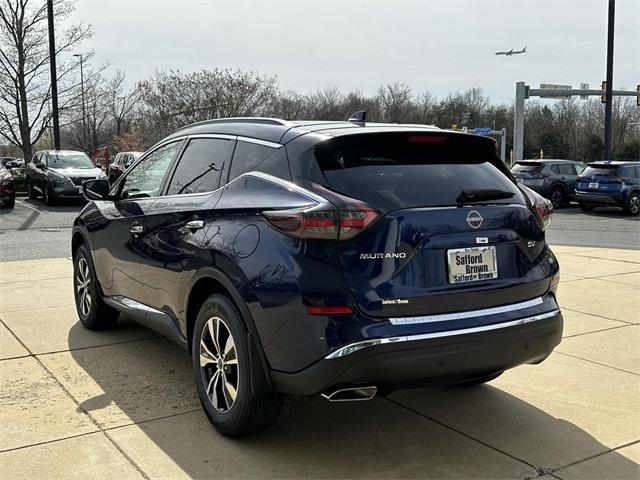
[[456, 188, 514, 206]]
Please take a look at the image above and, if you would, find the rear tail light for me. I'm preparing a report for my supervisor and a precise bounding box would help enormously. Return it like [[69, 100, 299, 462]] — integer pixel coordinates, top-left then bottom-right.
[[520, 185, 553, 230], [408, 135, 447, 144], [263, 195, 380, 241]]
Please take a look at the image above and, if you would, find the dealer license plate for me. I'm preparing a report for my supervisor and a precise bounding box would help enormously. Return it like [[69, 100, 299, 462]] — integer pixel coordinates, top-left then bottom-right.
[[589, 182, 599, 189], [447, 246, 498, 284]]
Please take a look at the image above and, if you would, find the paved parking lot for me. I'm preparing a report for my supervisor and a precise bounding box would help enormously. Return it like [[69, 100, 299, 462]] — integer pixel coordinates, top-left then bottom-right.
[[0, 246, 638, 479]]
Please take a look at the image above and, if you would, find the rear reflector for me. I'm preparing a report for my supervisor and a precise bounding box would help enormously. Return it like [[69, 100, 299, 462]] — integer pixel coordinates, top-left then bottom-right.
[[306, 306, 353, 315]]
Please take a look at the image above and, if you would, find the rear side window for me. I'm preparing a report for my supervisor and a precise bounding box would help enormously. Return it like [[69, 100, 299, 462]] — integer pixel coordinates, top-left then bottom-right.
[[167, 138, 234, 195], [581, 165, 619, 177], [228, 141, 290, 182], [312, 133, 523, 211], [557, 164, 575, 175]]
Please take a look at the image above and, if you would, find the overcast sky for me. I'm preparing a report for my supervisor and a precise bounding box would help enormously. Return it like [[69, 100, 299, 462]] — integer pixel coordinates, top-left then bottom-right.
[[70, 0, 639, 104]]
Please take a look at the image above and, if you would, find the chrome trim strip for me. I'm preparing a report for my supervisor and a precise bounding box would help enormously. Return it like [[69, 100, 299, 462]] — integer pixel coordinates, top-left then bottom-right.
[[236, 136, 283, 149], [389, 297, 544, 325], [109, 295, 166, 315], [325, 310, 560, 359]]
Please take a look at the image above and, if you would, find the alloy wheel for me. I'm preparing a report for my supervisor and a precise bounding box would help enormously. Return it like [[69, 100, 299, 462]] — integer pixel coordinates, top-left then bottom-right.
[[630, 195, 639, 215], [75, 257, 92, 316], [550, 190, 563, 209], [199, 316, 239, 413]]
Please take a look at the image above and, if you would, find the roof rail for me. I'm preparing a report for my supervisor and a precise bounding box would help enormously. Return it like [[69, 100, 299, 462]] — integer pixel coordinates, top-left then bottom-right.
[[174, 117, 293, 133]]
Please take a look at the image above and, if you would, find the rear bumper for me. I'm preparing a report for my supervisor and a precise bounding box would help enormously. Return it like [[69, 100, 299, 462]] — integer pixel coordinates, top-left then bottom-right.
[[270, 309, 562, 395], [575, 191, 623, 207]]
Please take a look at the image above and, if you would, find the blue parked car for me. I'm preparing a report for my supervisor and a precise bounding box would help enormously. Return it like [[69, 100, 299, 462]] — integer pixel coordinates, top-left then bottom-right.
[[72, 117, 562, 436], [576, 161, 640, 215]]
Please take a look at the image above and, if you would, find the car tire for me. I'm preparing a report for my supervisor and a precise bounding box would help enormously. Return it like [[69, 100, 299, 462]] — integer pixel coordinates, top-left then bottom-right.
[[2, 199, 15, 208], [73, 244, 119, 330], [43, 182, 54, 205], [578, 202, 593, 212], [624, 192, 640, 216], [28, 181, 37, 199], [549, 187, 565, 209], [192, 294, 283, 437], [456, 371, 503, 387]]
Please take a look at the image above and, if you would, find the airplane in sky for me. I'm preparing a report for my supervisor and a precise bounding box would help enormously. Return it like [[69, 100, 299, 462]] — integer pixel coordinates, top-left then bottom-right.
[[495, 46, 527, 56]]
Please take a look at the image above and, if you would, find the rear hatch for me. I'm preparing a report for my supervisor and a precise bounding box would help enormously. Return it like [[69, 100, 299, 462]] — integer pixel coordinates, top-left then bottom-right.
[[577, 164, 623, 193], [511, 161, 546, 187], [310, 131, 550, 318]]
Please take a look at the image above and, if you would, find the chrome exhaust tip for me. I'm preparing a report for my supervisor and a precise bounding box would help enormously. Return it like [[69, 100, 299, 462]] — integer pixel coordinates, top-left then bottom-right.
[[321, 386, 377, 402]]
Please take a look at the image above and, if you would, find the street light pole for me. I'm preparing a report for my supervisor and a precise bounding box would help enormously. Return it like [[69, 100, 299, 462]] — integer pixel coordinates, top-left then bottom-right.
[[73, 54, 87, 151], [603, 0, 615, 160], [46, 0, 60, 150]]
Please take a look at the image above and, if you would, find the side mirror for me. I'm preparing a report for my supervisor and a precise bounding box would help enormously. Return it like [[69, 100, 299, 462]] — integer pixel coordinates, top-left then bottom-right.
[[35, 162, 45, 169], [83, 178, 110, 201]]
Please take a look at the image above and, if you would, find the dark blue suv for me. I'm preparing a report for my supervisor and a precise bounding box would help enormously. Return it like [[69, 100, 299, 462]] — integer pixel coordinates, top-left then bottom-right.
[[72, 118, 562, 436], [576, 161, 640, 215]]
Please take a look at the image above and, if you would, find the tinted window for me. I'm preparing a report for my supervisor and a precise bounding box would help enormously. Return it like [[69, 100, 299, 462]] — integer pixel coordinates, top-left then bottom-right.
[[314, 133, 523, 211], [549, 164, 560, 174], [574, 164, 584, 174], [119, 142, 180, 200], [511, 162, 543, 173], [167, 138, 234, 195], [558, 163, 575, 175], [581, 165, 619, 177], [229, 141, 290, 182]]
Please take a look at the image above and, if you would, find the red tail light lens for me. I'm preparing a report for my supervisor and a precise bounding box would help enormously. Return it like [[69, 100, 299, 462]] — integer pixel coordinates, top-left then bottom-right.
[[263, 196, 380, 240], [520, 185, 553, 230], [408, 135, 447, 144]]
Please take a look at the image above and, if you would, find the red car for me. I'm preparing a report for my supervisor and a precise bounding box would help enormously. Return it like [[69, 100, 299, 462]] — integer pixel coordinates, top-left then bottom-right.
[[108, 151, 143, 184]]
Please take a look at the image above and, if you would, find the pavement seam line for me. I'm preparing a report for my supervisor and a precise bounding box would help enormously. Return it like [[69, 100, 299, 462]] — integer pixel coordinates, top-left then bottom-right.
[[0, 302, 75, 314], [103, 408, 202, 432], [0, 317, 151, 480], [563, 253, 640, 265], [384, 397, 540, 474], [0, 275, 73, 285], [551, 439, 640, 474], [555, 351, 639, 376], [34, 335, 167, 358], [560, 306, 635, 325], [562, 322, 634, 339], [0, 430, 100, 454]]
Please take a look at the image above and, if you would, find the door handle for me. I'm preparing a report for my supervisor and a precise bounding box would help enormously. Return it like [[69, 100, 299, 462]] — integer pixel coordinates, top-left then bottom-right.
[[186, 220, 205, 232], [129, 224, 144, 235]]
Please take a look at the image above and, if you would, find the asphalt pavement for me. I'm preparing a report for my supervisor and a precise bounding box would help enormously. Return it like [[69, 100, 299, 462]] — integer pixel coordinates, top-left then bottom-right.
[[0, 198, 638, 261]]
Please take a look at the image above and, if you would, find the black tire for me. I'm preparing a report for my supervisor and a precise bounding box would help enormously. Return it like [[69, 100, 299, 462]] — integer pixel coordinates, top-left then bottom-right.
[[28, 181, 37, 199], [456, 371, 503, 387], [192, 294, 283, 437], [549, 187, 565, 209], [578, 202, 593, 212], [43, 182, 54, 205], [2, 199, 15, 208], [73, 244, 119, 330], [623, 192, 640, 216]]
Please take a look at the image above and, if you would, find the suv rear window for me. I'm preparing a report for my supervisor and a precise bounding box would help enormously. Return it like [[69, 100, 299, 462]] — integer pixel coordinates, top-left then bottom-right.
[[581, 165, 619, 177], [512, 162, 543, 173], [312, 133, 524, 211]]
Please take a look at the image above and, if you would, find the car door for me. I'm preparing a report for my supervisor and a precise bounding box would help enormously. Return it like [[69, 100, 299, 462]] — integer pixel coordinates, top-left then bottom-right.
[[29, 152, 44, 194], [558, 163, 578, 193], [91, 140, 183, 305], [138, 136, 236, 325]]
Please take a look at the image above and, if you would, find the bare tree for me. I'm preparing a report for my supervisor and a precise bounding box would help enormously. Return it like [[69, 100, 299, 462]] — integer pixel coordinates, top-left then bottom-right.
[[106, 69, 140, 136], [0, 0, 90, 160], [377, 82, 413, 123]]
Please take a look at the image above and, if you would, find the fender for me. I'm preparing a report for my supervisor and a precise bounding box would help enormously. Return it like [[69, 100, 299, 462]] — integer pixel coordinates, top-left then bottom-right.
[[185, 266, 275, 396]]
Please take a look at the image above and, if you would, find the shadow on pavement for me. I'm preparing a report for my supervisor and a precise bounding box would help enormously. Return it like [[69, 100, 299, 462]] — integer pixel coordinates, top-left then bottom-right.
[[67, 321, 638, 479]]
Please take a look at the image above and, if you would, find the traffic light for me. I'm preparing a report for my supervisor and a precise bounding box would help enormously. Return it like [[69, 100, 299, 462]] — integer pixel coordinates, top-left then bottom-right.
[[601, 81, 607, 103]]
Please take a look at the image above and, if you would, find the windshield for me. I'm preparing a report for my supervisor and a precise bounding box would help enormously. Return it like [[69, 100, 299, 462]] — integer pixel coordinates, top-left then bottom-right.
[[313, 133, 524, 211], [46, 153, 94, 169]]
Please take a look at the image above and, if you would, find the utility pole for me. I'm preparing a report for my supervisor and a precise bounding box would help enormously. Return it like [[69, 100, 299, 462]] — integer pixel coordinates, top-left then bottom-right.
[[603, 0, 615, 160], [513, 82, 527, 162], [73, 54, 87, 151], [47, 0, 60, 150]]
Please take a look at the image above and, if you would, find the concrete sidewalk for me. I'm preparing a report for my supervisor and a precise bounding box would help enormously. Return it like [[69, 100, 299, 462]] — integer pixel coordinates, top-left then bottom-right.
[[0, 247, 638, 479]]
